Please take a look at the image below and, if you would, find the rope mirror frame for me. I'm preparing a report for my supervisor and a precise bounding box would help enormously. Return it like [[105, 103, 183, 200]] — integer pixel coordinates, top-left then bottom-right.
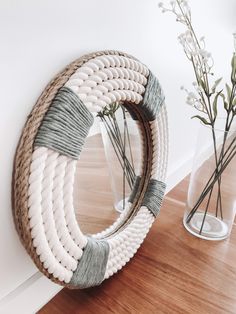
[[12, 50, 168, 289]]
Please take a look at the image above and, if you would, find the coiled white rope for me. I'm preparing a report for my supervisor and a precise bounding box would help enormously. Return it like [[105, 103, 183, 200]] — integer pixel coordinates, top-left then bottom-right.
[[26, 53, 168, 286]]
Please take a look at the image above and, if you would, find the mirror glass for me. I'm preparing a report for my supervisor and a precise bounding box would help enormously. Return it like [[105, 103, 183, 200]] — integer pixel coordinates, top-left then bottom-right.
[[74, 104, 141, 235]]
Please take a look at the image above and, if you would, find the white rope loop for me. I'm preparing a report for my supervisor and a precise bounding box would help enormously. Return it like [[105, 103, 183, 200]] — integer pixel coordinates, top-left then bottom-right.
[[65, 55, 149, 113], [26, 52, 168, 287]]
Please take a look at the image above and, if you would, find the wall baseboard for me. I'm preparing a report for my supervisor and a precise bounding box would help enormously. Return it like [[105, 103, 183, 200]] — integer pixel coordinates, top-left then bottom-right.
[[0, 156, 193, 314], [166, 154, 193, 194], [0, 273, 61, 314]]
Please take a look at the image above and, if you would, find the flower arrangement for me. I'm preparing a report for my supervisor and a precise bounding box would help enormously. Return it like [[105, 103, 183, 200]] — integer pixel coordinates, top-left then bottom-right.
[[159, 0, 236, 236]]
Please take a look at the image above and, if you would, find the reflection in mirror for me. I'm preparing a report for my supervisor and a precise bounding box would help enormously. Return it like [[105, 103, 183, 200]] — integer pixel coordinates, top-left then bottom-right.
[[74, 103, 141, 236]]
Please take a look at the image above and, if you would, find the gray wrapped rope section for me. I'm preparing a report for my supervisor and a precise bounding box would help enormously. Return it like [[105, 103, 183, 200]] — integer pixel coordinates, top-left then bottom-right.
[[34, 86, 110, 288], [34, 87, 94, 159], [127, 70, 166, 217], [127, 71, 165, 121], [129, 176, 166, 217], [69, 238, 109, 288]]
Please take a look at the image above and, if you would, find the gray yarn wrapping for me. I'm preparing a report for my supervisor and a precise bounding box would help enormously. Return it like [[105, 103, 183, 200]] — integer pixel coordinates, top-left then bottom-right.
[[34, 87, 94, 159], [129, 176, 166, 217], [69, 238, 109, 288], [126, 71, 165, 121]]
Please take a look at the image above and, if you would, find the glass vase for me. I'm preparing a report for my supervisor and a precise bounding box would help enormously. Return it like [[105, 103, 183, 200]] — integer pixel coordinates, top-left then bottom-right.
[[100, 107, 141, 213], [183, 120, 236, 240]]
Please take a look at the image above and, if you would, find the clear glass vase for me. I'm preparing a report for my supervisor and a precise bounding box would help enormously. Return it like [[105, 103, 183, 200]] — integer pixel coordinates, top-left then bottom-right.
[[100, 107, 141, 213], [183, 120, 236, 240]]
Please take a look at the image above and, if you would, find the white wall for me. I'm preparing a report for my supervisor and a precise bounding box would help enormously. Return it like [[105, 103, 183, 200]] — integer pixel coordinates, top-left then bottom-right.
[[0, 0, 235, 312]]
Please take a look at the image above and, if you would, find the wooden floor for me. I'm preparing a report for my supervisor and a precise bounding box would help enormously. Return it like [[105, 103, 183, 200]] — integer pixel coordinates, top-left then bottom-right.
[[38, 135, 236, 314]]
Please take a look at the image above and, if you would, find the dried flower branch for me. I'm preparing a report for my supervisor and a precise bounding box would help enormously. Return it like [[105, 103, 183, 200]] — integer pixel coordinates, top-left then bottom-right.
[[159, 0, 236, 232]]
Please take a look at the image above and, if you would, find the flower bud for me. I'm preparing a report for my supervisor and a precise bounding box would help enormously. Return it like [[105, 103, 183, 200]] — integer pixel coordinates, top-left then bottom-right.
[[231, 53, 236, 84]]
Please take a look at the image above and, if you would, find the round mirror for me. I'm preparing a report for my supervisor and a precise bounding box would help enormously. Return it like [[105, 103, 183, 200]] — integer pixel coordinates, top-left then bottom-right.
[[12, 51, 168, 289]]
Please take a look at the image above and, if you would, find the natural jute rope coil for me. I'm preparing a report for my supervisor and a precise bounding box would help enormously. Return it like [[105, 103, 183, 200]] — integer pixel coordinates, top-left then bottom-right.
[[12, 50, 168, 289]]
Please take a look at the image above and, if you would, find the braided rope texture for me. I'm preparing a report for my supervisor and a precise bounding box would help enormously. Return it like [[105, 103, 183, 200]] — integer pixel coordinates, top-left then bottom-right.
[[12, 50, 168, 288]]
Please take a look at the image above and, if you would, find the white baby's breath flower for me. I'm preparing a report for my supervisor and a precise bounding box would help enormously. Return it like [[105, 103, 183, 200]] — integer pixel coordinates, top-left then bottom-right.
[[190, 50, 197, 57], [188, 92, 197, 99], [158, 1, 213, 71], [233, 32, 236, 52], [199, 49, 209, 58], [186, 35, 193, 44], [186, 97, 194, 106], [192, 82, 203, 94], [195, 102, 203, 111], [185, 89, 201, 107], [176, 14, 184, 21], [197, 86, 203, 93], [185, 30, 191, 36]]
